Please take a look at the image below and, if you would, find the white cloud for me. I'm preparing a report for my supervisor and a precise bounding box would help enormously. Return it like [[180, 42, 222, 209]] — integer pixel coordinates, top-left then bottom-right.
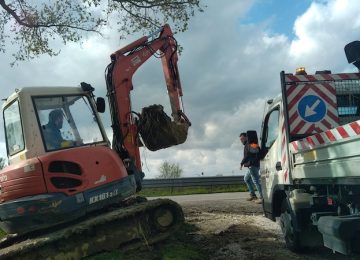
[[139, 0, 360, 178], [1, 0, 360, 179], [289, 0, 360, 72]]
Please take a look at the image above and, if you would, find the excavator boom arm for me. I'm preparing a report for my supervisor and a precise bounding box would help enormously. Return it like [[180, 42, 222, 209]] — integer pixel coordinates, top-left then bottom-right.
[[106, 24, 189, 170]]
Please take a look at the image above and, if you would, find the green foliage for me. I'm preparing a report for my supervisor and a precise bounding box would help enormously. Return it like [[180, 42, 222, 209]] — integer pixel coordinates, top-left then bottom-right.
[[158, 161, 183, 179], [0, 0, 204, 65]]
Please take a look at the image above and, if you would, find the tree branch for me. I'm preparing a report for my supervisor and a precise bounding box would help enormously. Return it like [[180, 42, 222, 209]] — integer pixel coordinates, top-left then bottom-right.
[[114, 0, 197, 9], [0, 0, 102, 34], [0, 0, 28, 26], [0, 0, 203, 64], [119, 1, 159, 28]]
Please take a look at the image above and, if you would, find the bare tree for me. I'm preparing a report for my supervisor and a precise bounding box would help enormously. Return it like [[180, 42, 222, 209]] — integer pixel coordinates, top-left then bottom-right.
[[0, 0, 204, 64], [158, 161, 182, 179]]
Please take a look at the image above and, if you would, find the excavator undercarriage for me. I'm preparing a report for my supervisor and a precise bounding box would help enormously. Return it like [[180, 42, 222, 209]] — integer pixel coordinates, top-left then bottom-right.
[[0, 198, 183, 259]]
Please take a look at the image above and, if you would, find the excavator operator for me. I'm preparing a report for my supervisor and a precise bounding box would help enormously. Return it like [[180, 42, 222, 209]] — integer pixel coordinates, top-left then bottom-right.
[[43, 109, 66, 150], [43, 109, 83, 150]]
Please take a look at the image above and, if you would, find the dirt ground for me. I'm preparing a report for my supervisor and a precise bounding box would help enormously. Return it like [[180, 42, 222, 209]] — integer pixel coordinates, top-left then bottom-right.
[[180, 199, 356, 260], [92, 196, 358, 260], [4, 195, 358, 260]]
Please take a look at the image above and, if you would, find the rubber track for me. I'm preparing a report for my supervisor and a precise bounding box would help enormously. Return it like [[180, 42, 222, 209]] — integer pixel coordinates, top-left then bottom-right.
[[0, 198, 184, 260]]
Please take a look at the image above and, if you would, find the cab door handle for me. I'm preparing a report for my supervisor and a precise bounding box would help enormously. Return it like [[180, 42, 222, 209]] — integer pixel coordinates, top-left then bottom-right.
[[275, 161, 282, 171]]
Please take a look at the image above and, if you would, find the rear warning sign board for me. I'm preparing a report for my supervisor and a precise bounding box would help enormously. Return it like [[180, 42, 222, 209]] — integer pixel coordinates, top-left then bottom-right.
[[286, 82, 339, 135]]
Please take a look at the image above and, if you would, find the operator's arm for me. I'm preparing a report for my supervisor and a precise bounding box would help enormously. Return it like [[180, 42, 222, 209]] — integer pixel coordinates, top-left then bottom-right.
[[240, 145, 250, 169]]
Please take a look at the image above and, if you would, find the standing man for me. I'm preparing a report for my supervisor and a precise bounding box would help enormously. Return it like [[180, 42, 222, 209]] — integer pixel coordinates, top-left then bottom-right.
[[239, 132, 263, 203]]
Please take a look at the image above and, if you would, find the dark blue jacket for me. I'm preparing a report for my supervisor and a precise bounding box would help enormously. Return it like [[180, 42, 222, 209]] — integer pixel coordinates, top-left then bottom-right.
[[241, 141, 260, 167], [43, 123, 64, 150]]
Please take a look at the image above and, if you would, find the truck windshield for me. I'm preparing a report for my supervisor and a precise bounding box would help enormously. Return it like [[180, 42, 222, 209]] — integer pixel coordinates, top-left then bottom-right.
[[33, 95, 104, 151]]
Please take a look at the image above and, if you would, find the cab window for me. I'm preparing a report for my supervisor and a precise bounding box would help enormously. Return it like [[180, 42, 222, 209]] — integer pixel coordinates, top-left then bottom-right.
[[4, 100, 25, 155], [33, 95, 105, 151], [263, 108, 280, 149]]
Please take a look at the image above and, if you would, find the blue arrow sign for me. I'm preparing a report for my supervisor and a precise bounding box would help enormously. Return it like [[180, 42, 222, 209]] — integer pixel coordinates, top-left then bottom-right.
[[297, 95, 326, 123]]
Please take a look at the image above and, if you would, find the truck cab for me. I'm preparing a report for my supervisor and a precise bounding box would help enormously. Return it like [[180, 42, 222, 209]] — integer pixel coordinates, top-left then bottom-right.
[[259, 66, 360, 254]]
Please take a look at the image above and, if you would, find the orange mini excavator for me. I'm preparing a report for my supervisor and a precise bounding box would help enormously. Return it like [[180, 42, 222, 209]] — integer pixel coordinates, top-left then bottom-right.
[[0, 24, 190, 259]]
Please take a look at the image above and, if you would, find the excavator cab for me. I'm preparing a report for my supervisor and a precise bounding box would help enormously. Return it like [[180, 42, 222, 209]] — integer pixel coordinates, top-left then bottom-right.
[[3, 87, 109, 164], [0, 87, 139, 235]]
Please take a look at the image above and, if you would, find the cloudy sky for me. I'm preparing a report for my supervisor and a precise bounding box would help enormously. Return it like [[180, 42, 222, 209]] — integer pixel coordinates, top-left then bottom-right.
[[1, 0, 359, 178]]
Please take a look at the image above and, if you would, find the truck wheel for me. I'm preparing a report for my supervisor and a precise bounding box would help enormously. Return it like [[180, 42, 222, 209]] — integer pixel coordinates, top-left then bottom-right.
[[279, 199, 302, 252]]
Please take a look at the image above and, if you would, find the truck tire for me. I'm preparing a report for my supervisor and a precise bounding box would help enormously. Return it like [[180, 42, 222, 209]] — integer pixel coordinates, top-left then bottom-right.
[[279, 199, 302, 252]]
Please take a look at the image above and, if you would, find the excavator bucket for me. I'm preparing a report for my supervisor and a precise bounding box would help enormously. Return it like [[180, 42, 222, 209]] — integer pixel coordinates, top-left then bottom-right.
[[138, 105, 190, 151]]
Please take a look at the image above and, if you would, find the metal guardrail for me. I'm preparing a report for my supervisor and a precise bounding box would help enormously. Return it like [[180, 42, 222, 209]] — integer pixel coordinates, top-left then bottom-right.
[[142, 176, 244, 188]]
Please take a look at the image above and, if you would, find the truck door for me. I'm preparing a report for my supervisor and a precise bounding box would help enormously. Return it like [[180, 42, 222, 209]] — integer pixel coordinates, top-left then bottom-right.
[[260, 106, 281, 208]]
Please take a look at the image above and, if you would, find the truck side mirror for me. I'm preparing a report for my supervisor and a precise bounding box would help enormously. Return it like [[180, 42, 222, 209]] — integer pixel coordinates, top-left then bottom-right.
[[344, 41, 360, 70], [247, 130, 268, 159], [246, 130, 259, 144], [96, 97, 106, 113]]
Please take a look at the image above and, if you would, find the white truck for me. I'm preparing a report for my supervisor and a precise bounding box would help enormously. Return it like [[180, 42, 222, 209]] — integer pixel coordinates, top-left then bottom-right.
[[258, 41, 360, 255]]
